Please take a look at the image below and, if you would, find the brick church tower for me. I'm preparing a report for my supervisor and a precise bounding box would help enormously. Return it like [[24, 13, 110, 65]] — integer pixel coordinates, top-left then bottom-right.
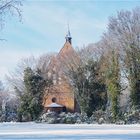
[[43, 28, 79, 112]]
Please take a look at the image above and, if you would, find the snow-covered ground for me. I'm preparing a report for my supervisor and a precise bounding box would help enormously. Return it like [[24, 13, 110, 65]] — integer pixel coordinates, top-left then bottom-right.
[[0, 123, 140, 140]]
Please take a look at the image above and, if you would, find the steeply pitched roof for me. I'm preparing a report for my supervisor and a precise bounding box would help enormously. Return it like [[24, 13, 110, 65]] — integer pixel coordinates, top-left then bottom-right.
[[58, 41, 75, 58]]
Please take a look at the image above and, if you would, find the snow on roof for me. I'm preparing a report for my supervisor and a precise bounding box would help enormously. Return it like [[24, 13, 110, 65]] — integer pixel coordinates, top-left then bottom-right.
[[46, 103, 63, 108]]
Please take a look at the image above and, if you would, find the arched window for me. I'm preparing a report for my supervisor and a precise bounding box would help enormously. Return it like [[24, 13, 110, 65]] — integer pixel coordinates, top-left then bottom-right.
[[52, 97, 57, 103]]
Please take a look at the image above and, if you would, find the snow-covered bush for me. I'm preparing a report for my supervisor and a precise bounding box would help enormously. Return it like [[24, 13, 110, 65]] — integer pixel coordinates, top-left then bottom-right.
[[38, 109, 140, 124], [38, 112, 91, 124], [38, 112, 58, 123], [123, 109, 140, 124], [90, 110, 106, 124]]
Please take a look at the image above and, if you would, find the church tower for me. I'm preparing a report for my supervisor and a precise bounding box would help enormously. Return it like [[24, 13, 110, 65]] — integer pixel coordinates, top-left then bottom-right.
[[43, 28, 77, 113]]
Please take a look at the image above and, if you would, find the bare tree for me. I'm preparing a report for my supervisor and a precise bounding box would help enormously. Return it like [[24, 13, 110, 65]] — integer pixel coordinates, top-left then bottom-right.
[[6, 54, 54, 96], [6, 56, 37, 96], [0, 0, 23, 28], [0, 0, 23, 41], [0, 81, 10, 113], [37, 53, 55, 78]]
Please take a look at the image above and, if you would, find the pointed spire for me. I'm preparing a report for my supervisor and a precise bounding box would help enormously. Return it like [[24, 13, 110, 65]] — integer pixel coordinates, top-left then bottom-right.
[[65, 23, 72, 44]]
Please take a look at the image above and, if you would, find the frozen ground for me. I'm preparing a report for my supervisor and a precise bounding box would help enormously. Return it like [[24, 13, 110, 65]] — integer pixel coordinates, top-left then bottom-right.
[[0, 123, 140, 140]]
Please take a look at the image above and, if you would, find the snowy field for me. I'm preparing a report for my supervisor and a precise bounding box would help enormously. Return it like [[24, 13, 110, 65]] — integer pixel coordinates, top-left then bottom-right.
[[0, 123, 140, 140]]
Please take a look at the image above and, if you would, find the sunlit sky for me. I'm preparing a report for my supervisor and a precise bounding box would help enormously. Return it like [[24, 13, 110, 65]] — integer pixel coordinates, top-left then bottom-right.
[[0, 0, 140, 81]]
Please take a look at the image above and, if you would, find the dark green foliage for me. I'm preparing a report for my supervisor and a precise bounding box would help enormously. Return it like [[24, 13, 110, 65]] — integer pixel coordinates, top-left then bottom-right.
[[130, 80, 140, 109], [18, 67, 52, 121], [71, 60, 107, 117], [126, 47, 140, 109], [105, 50, 121, 121]]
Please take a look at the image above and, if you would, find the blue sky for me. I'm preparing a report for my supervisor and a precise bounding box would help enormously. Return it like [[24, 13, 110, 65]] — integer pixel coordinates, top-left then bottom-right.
[[0, 0, 140, 81]]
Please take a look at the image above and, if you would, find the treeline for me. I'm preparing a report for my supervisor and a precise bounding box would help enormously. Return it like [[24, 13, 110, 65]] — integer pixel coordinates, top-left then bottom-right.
[[0, 7, 140, 122], [60, 7, 140, 122]]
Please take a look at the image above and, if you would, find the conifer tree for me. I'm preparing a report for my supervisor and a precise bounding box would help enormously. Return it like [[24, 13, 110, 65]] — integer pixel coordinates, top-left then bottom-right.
[[18, 67, 51, 121], [70, 59, 107, 117], [104, 50, 121, 121]]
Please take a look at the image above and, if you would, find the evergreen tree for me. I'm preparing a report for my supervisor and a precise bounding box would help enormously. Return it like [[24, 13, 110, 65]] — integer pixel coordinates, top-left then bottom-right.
[[71, 59, 107, 117], [105, 50, 121, 121], [18, 67, 52, 121]]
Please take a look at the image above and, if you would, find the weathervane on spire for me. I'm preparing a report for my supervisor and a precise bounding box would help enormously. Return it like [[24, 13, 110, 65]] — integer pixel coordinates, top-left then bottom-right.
[[65, 23, 72, 44]]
